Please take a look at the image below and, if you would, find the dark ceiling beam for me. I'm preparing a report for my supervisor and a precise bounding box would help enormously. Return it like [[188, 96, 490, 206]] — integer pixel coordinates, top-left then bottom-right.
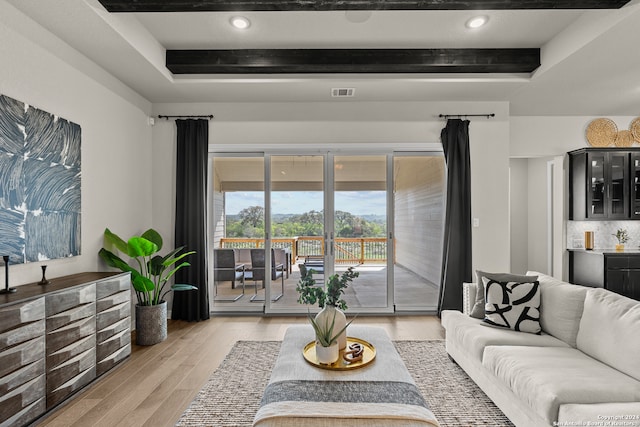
[[166, 48, 540, 74], [98, 0, 631, 12]]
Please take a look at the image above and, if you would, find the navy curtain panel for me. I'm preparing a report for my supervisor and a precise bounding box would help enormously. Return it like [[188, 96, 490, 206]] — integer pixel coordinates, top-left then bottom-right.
[[172, 119, 210, 321], [438, 119, 473, 316]]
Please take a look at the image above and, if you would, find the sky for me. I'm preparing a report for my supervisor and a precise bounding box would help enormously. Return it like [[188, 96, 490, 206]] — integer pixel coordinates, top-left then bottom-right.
[[225, 191, 387, 216]]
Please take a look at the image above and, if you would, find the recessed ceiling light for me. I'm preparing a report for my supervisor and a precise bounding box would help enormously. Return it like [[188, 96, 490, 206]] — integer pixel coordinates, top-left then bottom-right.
[[230, 16, 251, 30], [466, 15, 488, 29]]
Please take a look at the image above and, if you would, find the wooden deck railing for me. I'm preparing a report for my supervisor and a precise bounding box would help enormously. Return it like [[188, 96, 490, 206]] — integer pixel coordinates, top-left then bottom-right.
[[219, 236, 388, 264]]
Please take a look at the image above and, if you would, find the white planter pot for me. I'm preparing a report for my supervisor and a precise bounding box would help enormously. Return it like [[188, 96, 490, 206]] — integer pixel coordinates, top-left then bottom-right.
[[315, 341, 339, 365], [315, 305, 347, 350]]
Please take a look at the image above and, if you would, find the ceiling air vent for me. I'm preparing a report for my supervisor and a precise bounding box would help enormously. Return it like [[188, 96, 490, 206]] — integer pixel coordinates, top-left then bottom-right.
[[331, 88, 355, 97]]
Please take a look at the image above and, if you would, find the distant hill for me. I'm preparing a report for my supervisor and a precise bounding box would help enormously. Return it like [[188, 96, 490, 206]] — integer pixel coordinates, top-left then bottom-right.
[[229, 213, 385, 222]]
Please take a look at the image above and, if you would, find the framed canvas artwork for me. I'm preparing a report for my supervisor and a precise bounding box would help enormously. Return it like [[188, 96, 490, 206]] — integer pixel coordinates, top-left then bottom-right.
[[0, 94, 81, 264]]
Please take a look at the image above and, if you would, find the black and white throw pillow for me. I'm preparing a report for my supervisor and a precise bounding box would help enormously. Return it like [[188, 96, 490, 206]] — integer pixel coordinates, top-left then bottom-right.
[[470, 271, 538, 319], [483, 277, 541, 334]]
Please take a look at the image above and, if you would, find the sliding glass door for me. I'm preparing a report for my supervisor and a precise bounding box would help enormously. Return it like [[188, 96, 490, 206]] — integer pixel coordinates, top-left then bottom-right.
[[393, 154, 445, 312], [331, 154, 390, 311], [209, 150, 444, 314], [268, 155, 325, 310], [210, 154, 265, 312]]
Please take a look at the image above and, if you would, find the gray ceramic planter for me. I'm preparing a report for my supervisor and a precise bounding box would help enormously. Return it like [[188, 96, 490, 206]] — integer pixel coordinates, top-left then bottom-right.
[[135, 301, 167, 345]]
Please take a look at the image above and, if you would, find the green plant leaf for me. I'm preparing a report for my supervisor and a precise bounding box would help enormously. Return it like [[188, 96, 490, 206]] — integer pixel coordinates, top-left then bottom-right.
[[161, 248, 195, 267], [127, 236, 158, 258], [148, 255, 165, 277], [132, 275, 155, 293], [103, 228, 128, 254], [172, 284, 197, 291], [161, 262, 191, 282], [98, 248, 134, 273], [141, 229, 163, 252]]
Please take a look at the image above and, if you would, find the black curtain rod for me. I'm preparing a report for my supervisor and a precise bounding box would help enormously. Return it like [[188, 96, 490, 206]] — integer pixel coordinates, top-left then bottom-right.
[[157, 114, 214, 120], [439, 113, 495, 119]]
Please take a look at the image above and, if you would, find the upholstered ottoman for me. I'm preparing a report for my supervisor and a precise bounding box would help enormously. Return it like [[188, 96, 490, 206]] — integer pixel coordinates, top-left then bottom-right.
[[253, 325, 439, 427]]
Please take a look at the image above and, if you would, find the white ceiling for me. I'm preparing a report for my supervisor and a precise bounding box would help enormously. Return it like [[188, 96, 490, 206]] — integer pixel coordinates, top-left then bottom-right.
[[5, 0, 640, 115]]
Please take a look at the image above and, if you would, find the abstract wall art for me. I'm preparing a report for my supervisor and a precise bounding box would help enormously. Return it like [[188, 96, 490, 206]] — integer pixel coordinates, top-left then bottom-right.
[[0, 94, 81, 264]]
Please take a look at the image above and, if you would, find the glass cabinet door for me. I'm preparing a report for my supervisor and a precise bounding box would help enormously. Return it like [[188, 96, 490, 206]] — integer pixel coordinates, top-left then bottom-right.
[[632, 154, 640, 218], [587, 153, 606, 218], [608, 152, 629, 218]]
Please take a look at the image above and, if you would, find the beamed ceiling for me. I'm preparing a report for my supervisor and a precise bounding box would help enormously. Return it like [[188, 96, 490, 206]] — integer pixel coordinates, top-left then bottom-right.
[[165, 48, 540, 74], [5, 0, 640, 115], [97, 1, 631, 12], [97, 0, 630, 75]]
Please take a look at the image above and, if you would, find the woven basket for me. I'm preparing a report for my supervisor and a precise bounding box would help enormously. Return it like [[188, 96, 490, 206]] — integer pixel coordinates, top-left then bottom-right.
[[631, 117, 640, 143], [614, 130, 634, 147], [586, 118, 618, 147]]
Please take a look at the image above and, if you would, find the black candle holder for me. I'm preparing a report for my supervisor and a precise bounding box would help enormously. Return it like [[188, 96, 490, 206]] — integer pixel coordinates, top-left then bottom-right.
[[38, 265, 50, 286], [0, 255, 16, 294]]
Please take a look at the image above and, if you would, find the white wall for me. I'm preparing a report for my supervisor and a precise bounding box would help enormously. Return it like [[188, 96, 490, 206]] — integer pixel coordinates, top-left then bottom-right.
[[510, 116, 638, 158], [510, 158, 529, 274], [152, 101, 513, 277], [527, 157, 551, 274], [510, 116, 637, 279], [0, 11, 153, 287]]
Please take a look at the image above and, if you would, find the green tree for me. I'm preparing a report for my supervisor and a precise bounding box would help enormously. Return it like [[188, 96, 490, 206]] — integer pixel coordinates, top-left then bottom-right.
[[239, 206, 264, 228]]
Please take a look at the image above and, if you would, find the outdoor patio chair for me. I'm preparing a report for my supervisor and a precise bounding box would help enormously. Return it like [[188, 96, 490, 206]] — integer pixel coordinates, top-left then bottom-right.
[[250, 248, 285, 302], [213, 248, 245, 302], [273, 248, 289, 278]]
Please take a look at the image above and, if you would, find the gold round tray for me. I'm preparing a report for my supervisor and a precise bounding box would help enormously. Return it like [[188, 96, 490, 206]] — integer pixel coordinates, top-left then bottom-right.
[[303, 337, 376, 370]]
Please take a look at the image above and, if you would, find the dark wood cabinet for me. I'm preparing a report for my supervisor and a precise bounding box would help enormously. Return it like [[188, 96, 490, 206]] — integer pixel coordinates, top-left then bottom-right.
[[0, 298, 46, 427], [569, 148, 631, 220], [569, 250, 640, 300], [45, 283, 97, 409], [630, 153, 640, 218], [95, 275, 131, 376], [0, 272, 130, 426]]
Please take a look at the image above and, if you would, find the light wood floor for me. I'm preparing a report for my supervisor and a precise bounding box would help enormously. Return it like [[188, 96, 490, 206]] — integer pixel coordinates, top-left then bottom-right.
[[35, 315, 445, 427]]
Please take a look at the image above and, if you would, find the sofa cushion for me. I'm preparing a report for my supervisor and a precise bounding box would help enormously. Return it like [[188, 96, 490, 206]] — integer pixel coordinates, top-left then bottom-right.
[[470, 271, 538, 319], [441, 310, 568, 362], [483, 346, 640, 424], [527, 271, 588, 348], [483, 278, 541, 334], [576, 288, 640, 382], [558, 402, 640, 425]]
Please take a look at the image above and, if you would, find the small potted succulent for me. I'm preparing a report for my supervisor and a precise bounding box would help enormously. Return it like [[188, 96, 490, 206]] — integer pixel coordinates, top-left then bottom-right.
[[308, 309, 353, 364], [612, 228, 629, 252]]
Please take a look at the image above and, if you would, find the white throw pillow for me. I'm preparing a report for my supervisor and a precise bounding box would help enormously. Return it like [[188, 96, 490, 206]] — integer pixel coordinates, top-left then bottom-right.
[[576, 288, 640, 382], [483, 277, 541, 334], [526, 271, 587, 347]]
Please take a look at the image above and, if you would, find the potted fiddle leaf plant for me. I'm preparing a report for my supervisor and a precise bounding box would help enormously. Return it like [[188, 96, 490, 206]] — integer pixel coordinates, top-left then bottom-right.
[[297, 266, 359, 350], [98, 228, 196, 345]]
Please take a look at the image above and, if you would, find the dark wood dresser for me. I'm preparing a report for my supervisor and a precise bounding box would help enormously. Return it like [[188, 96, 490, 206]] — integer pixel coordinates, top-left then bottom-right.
[[0, 272, 131, 426]]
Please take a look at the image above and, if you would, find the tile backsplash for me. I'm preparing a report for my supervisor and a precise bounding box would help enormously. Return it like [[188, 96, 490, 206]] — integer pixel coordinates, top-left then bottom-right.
[[567, 221, 640, 249]]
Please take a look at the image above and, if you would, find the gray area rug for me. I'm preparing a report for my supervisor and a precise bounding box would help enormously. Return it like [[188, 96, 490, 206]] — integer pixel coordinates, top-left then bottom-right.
[[176, 340, 514, 427]]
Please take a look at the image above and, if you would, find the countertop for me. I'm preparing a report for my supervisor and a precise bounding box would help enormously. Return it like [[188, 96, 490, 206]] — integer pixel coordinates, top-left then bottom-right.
[[567, 248, 640, 254]]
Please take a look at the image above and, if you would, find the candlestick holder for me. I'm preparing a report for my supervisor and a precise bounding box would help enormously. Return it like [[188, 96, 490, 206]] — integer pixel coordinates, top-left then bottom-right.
[[0, 255, 16, 294], [38, 265, 50, 286]]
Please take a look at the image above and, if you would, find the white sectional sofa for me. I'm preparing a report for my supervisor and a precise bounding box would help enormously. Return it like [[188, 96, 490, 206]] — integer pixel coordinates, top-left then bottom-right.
[[442, 271, 640, 427]]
